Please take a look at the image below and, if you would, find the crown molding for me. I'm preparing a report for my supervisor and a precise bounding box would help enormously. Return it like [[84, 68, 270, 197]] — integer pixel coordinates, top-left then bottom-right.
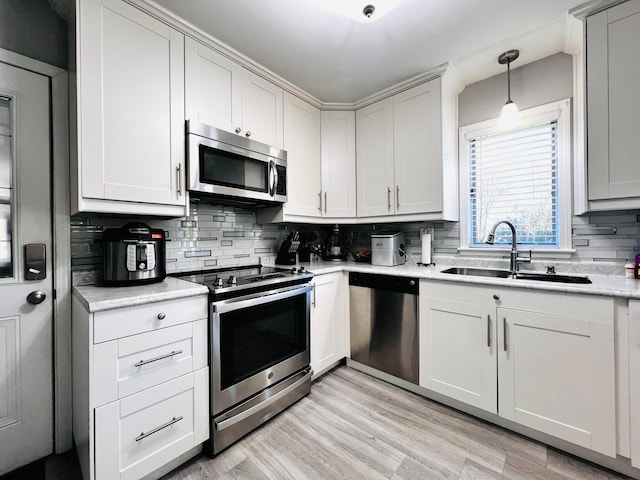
[[569, 0, 627, 19]]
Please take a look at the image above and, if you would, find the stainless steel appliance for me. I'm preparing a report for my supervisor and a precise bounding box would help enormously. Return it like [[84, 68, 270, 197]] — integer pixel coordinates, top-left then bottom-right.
[[349, 272, 419, 384], [174, 265, 313, 454], [102, 222, 166, 285], [371, 231, 406, 266], [186, 121, 287, 205]]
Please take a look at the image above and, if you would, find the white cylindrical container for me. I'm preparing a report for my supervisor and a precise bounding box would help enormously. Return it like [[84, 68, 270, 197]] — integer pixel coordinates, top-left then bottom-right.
[[421, 233, 431, 265]]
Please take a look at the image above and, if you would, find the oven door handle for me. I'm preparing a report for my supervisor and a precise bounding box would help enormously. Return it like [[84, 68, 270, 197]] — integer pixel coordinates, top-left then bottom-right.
[[214, 368, 313, 432], [212, 284, 312, 314]]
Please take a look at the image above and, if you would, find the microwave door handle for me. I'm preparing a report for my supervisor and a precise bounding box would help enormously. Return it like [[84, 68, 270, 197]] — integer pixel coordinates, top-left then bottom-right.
[[268, 160, 277, 197], [213, 284, 312, 314]]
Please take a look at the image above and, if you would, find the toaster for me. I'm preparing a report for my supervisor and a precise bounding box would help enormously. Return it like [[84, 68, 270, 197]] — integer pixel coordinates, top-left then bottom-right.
[[371, 232, 406, 266]]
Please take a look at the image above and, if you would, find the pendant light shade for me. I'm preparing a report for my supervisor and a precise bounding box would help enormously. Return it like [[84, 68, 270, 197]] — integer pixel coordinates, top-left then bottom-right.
[[498, 49, 520, 128]]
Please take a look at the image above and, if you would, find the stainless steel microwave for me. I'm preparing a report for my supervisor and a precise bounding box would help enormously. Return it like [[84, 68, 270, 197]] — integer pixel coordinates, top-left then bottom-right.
[[187, 121, 287, 205]]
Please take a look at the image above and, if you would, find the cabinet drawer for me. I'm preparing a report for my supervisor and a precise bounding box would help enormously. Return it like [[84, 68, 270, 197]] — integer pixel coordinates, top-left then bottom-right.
[[94, 320, 208, 406], [94, 369, 209, 480], [94, 295, 208, 343]]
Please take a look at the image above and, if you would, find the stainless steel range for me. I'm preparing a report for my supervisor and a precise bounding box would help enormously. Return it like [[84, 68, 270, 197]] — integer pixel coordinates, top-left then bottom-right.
[[174, 265, 313, 454]]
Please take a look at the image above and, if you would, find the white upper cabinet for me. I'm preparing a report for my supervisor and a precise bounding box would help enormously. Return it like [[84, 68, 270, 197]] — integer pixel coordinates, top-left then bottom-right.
[[356, 97, 395, 217], [321, 111, 357, 218], [393, 81, 442, 215], [185, 37, 283, 149], [240, 70, 284, 148], [257, 106, 357, 224], [585, 1, 640, 209], [74, 0, 186, 216], [356, 72, 460, 221], [281, 92, 322, 217], [185, 37, 239, 134]]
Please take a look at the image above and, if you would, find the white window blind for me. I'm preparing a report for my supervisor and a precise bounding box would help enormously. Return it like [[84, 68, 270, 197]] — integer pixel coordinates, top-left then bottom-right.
[[469, 120, 558, 247]]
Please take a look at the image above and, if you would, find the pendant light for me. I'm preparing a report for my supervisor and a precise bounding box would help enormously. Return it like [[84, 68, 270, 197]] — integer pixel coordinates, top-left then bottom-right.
[[498, 49, 520, 128]]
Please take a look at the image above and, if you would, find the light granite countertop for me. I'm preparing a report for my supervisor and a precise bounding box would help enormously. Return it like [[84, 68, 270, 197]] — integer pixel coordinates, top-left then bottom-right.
[[73, 259, 640, 312], [303, 260, 640, 300], [73, 276, 209, 312]]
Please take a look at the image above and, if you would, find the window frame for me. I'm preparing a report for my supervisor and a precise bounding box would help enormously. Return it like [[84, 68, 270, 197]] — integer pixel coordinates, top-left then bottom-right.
[[458, 98, 573, 258]]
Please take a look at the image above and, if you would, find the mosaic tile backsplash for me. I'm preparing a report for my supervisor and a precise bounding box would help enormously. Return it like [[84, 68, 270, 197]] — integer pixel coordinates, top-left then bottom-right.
[[71, 202, 640, 285]]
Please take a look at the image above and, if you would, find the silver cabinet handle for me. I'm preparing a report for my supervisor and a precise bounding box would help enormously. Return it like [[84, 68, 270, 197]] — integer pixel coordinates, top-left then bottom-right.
[[503, 318, 507, 352], [235, 127, 241, 134], [387, 187, 391, 211], [324, 192, 327, 214], [157, 312, 166, 320], [396, 185, 400, 209], [245, 131, 251, 137], [135, 416, 183, 442], [487, 315, 491, 348], [318, 191, 322, 212], [176, 164, 182, 196], [134, 349, 183, 368], [312, 285, 317, 308]]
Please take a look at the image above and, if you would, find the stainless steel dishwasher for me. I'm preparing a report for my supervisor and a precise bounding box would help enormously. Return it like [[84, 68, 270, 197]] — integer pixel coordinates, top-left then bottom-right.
[[349, 272, 419, 384]]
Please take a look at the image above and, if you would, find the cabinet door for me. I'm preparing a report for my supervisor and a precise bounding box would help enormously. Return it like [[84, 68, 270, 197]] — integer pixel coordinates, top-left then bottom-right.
[[393, 79, 443, 214], [240, 68, 284, 148], [321, 111, 356, 218], [356, 98, 395, 217], [79, 0, 185, 207], [498, 308, 615, 456], [587, 1, 640, 201], [185, 37, 241, 134], [310, 273, 346, 376], [419, 297, 497, 413], [282, 93, 321, 217]]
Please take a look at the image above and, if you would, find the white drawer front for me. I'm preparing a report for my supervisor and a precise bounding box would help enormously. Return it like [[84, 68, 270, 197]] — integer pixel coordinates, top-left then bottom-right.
[[93, 321, 207, 406], [94, 295, 208, 343], [95, 373, 201, 480]]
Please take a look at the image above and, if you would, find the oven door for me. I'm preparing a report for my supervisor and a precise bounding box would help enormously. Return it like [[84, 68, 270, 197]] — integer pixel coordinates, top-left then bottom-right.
[[211, 283, 311, 415]]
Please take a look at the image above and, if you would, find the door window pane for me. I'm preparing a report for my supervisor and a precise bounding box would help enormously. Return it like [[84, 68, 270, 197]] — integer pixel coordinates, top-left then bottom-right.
[[0, 97, 12, 278]]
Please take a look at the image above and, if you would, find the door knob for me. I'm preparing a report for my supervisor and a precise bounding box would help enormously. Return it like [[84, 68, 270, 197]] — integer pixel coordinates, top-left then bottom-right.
[[26, 290, 46, 305]]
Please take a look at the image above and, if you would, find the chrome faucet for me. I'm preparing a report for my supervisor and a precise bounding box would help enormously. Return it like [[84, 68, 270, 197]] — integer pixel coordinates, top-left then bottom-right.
[[485, 220, 531, 275]]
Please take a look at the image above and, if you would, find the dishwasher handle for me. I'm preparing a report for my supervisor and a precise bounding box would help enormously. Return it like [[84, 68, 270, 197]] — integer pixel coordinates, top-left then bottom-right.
[[348, 272, 418, 295]]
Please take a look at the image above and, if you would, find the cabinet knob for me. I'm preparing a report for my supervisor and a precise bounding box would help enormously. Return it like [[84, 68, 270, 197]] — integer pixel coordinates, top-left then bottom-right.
[[157, 312, 166, 320], [235, 127, 241, 134], [245, 131, 251, 137], [493, 294, 500, 300]]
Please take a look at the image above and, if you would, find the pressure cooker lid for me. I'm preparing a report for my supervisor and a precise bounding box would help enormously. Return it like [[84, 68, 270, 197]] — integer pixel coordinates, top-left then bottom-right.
[[103, 222, 165, 242]]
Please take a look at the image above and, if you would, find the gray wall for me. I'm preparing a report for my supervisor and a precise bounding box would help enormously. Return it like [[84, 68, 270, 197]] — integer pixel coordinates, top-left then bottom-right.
[[459, 53, 573, 127], [0, 0, 67, 68]]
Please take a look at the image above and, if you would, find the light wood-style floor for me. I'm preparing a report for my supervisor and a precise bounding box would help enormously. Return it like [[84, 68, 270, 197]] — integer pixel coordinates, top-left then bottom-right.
[[162, 366, 632, 480]]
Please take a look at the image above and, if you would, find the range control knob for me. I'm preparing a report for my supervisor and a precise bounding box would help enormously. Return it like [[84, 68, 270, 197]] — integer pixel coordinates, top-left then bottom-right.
[[299, 266, 306, 273], [290, 267, 298, 274], [215, 278, 224, 287], [228, 276, 237, 285]]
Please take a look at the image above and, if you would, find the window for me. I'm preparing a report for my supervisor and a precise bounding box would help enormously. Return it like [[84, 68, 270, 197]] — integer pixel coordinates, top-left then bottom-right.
[[459, 99, 572, 254]]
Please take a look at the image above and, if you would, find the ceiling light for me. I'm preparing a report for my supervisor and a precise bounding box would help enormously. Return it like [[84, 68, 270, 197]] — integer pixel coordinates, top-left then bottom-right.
[[498, 49, 520, 128], [308, 0, 403, 22]]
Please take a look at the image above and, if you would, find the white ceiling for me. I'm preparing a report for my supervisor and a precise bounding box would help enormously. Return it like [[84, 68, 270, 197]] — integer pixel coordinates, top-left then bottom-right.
[[151, 0, 587, 104]]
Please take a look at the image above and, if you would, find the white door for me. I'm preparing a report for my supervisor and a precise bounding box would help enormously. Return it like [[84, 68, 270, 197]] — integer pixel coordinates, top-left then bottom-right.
[[0, 62, 53, 475]]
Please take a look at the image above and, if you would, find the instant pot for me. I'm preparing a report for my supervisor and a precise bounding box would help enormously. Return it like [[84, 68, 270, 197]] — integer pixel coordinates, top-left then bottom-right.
[[102, 222, 166, 285]]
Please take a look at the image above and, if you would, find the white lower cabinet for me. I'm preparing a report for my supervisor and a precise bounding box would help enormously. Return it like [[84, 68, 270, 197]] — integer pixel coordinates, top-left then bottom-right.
[[95, 370, 208, 480], [419, 280, 616, 456], [310, 272, 347, 377], [73, 293, 209, 480]]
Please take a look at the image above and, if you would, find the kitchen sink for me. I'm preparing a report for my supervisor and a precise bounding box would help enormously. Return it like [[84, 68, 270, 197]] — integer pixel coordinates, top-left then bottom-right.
[[440, 267, 512, 278], [514, 271, 592, 284], [440, 267, 592, 284]]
